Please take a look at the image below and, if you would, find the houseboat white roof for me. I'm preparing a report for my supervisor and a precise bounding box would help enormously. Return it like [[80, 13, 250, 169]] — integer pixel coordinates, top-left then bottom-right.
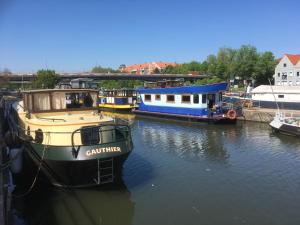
[[252, 85, 300, 94]]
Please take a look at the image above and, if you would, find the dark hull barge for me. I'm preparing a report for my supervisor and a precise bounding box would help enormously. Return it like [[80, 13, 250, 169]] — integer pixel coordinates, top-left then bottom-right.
[[3, 89, 133, 188]]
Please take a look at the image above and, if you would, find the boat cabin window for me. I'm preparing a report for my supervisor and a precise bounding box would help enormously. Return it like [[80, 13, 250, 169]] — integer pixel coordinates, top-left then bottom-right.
[[66, 92, 95, 108], [52, 92, 66, 110], [202, 94, 207, 104], [24, 91, 98, 112], [155, 94, 161, 101], [181, 95, 191, 103], [278, 94, 284, 98], [193, 94, 199, 104], [145, 94, 152, 102], [33, 93, 51, 111], [24, 93, 33, 111], [167, 95, 175, 103], [219, 93, 222, 101], [207, 94, 216, 109]]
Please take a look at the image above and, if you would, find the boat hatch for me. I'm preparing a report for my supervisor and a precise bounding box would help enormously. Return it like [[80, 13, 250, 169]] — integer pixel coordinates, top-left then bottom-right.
[[81, 126, 100, 145], [77, 125, 130, 146]]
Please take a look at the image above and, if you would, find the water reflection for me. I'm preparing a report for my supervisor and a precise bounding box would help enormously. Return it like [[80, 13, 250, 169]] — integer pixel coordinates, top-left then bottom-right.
[[135, 119, 236, 162], [123, 152, 154, 188], [12, 117, 300, 225], [23, 181, 135, 225]]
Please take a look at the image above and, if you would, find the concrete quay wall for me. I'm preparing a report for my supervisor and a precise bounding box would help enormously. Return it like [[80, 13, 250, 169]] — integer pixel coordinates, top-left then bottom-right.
[[238, 108, 300, 123]]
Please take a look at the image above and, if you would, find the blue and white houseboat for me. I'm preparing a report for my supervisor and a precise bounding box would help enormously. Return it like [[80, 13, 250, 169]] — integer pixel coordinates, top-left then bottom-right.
[[135, 82, 237, 123]]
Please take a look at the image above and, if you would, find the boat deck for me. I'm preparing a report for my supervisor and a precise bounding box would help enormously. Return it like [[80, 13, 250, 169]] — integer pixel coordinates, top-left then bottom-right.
[[27, 111, 113, 126]]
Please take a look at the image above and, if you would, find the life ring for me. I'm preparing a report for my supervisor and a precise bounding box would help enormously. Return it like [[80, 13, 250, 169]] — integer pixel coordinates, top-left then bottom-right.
[[227, 109, 237, 120]]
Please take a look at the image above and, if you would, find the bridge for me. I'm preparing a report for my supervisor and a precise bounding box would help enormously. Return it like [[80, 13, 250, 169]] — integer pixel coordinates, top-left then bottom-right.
[[3, 73, 207, 83]]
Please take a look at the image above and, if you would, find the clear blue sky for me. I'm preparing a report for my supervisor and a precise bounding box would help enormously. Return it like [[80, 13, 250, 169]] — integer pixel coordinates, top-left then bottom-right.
[[1, 0, 300, 73]]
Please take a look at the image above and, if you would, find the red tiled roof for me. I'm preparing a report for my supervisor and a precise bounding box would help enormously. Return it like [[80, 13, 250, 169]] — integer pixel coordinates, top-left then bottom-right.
[[285, 54, 300, 65], [122, 62, 176, 73]]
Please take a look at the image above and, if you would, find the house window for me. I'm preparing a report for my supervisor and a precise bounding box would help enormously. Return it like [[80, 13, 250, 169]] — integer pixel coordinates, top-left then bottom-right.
[[193, 94, 199, 104], [277, 73, 280, 77], [202, 94, 207, 104], [283, 63, 287, 67], [167, 95, 175, 103], [289, 71, 293, 76], [181, 95, 191, 103], [144, 94, 152, 101], [297, 71, 300, 76], [282, 72, 287, 80], [155, 94, 161, 101], [278, 95, 284, 98]]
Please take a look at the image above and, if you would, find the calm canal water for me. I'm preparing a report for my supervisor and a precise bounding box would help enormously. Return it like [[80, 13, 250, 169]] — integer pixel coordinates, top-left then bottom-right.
[[19, 118, 300, 225]]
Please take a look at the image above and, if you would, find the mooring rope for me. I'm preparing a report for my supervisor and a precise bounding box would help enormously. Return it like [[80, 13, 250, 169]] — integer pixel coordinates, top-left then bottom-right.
[[13, 132, 50, 198]]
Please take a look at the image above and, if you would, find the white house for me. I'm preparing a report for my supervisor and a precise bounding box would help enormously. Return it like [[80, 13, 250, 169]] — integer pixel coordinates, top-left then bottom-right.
[[275, 54, 300, 86]]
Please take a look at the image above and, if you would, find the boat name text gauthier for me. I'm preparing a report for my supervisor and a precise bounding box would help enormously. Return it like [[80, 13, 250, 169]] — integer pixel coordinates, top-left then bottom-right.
[[86, 147, 122, 156]]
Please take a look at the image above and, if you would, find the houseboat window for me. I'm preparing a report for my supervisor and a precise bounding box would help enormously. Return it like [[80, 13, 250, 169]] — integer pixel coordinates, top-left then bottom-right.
[[33, 93, 51, 111], [167, 95, 175, 103], [145, 94, 152, 101], [155, 94, 161, 101], [202, 94, 207, 104], [219, 93, 223, 101], [65, 92, 95, 109], [24, 94, 33, 111], [193, 94, 199, 104], [181, 95, 191, 103], [52, 92, 66, 110], [278, 95, 284, 98]]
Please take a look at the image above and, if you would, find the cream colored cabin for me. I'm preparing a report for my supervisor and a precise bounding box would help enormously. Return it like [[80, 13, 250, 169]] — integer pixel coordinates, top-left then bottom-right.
[[16, 89, 115, 146]]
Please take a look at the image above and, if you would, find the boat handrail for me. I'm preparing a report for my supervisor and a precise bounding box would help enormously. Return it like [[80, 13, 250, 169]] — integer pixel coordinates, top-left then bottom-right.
[[17, 103, 24, 110], [36, 117, 66, 122], [12, 121, 130, 141]]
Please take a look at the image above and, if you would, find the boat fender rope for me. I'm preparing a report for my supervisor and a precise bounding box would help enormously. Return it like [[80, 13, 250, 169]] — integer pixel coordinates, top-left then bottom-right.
[[12, 132, 50, 198]]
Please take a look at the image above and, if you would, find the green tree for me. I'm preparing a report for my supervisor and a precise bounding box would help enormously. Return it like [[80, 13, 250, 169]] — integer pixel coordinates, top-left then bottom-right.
[[92, 66, 119, 73], [206, 54, 218, 76], [231, 45, 258, 81], [33, 69, 59, 89], [215, 48, 236, 79], [201, 61, 209, 74], [162, 65, 176, 74], [253, 51, 276, 85], [193, 77, 224, 85]]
